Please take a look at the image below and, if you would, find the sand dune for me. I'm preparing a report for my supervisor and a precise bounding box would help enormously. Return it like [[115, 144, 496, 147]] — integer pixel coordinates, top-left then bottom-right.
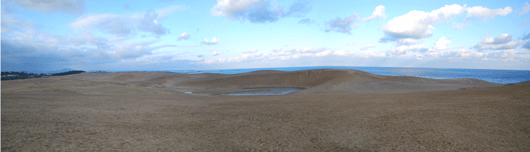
[[179, 69, 502, 95], [2, 69, 529, 151], [61, 69, 503, 95]]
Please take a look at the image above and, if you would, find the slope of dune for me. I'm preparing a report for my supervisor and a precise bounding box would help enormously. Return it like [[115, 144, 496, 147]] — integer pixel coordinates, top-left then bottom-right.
[[31, 69, 505, 95], [43, 69, 505, 95], [177, 69, 503, 95], [1, 70, 529, 151]]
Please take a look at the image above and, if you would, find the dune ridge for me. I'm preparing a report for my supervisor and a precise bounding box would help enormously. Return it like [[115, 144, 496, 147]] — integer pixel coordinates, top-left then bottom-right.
[[64, 69, 503, 95], [177, 69, 503, 95], [2, 69, 528, 151]]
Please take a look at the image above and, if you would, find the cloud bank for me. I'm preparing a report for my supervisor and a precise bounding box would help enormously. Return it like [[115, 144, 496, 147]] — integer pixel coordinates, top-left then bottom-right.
[[203, 37, 220, 45], [380, 4, 513, 43], [325, 5, 386, 34], [211, 0, 310, 23], [178, 32, 190, 40], [69, 5, 187, 37], [6, 0, 86, 14]]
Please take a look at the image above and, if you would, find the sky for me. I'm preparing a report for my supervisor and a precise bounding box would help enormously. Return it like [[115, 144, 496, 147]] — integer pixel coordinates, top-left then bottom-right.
[[1, 0, 530, 72]]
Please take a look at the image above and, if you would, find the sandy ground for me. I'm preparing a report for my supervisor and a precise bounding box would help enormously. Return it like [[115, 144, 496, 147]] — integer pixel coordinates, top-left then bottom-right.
[[2, 69, 529, 151]]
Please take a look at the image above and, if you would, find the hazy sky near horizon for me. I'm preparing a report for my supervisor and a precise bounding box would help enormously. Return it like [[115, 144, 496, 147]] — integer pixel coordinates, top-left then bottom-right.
[[2, 0, 530, 72]]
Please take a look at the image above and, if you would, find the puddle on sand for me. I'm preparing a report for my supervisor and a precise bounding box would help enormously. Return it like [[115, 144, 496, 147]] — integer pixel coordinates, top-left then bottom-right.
[[221, 87, 303, 96]]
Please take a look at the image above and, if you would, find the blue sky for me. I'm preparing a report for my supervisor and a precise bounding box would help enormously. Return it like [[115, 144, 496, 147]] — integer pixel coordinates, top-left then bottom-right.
[[2, 0, 530, 72]]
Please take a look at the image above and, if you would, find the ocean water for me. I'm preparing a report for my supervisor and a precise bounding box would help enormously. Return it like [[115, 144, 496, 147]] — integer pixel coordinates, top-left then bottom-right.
[[167, 66, 530, 84]]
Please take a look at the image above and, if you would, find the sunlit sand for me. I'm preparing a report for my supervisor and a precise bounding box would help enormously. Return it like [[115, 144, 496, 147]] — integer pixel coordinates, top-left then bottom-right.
[[2, 69, 529, 151]]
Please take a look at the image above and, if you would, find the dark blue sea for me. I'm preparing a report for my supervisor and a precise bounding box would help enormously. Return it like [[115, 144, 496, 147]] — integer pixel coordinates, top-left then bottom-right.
[[164, 66, 530, 84]]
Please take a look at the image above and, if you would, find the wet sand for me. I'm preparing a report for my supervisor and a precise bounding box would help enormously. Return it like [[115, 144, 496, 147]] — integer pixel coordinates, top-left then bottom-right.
[[2, 69, 529, 151]]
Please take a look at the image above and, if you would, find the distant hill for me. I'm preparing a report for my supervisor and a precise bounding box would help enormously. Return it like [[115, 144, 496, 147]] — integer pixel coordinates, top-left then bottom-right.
[[51, 70, 86, 76], [2, 70, 86, 81], [46, 68, 78, 74]]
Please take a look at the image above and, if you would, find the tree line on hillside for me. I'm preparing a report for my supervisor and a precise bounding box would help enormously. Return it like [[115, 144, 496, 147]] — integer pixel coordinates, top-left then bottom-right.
[[1, 70, 86, 81], [1, 71, 44, 76], [51, 70, 86, 76]]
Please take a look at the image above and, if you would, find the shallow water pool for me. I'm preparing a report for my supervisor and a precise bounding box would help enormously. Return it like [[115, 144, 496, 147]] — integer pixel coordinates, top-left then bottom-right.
[[222, 87, 302, 96]]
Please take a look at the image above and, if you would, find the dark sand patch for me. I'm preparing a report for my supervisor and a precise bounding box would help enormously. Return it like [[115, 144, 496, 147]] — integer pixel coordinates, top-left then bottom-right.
[[111, 75, 136, 81]]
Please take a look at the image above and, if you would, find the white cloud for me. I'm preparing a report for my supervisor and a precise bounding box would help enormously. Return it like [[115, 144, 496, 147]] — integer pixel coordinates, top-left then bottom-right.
[[387, 45, 427, 55], [325, 13, 360, 34], [521, 2, 530, 15], [69, 5, 186, 37], [524, 18, 530, 27], [9, 0, 86, 14], [363, 5, 385, 21], [198, 44, 527, 66], [212, 51, 221, 56], [137, 10, 168, 38], [112, 40, 176, 59], [242, 49, 259, 53], [524, 33, 530, 41], [1, 14, 41, 34], [207, 48, 216, 52], [419, 47, 485, 59], [466, 6, 512, 20], [0, 7, 199, 72], [69, 14, 135, 36], [453, 6, 512, 29], [211, 0, 309, 23], [203, 37, 220, 45], [298, 18, 315, 24], [495, 49, 517, 60], [524, 41, 530, 50], [68, 31, 110, 49], [201, 52, 263, 64], [480, 41, 524, 50], [178, 32, 190, 40], [152, 5, 189, 19], [283, 0, 311, 17], [4, 15, 175, 61], [380, 4, 465, 42], [440, 49, 484, 59], [326, 5, 385, 34], [269, 46, 326, 60], [396, 38, 423, 45], [485, 49, 526, 61], [273, 46, 326, 55], [352, 51, 387, 58], [268, 46, 386, 60], [422, 47, 528, 62], [329, 50, 386, 58], [431, 36, 451, 51], [381, 5, 515, 43], [347, 42, 355, 46], [314, 50, 332, 57], [474, 34, 524, 51], [359, 44, 375, 50], [211, 0, 273, 19], [331, 50, 350, 56], [483, 34, 512, 44], [519, 2, 530, 15]]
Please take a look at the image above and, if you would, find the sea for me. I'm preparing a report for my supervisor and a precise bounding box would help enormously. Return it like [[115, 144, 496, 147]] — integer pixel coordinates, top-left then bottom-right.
[[162, 66, 530, 84]]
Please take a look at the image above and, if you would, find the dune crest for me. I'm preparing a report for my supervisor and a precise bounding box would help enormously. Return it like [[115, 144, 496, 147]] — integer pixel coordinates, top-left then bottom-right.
[[37, 69, 504, 95], [174, 69, 503, 95], [2, 69, 529, 151]]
